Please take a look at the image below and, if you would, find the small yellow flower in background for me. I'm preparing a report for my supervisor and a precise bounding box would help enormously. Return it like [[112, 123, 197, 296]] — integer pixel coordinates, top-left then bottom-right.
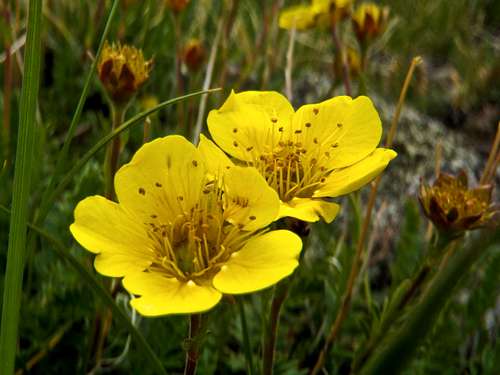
[[207, 91, 397, 223], [182, 39, 206, 72], [419, 171, 499, 237], [70, 136, 302, 316], [279, 4, 317, 31], [97, 41, 153, 105], [313, 0, 353, 26], [165, 0, 190, 13], [352, 2, 390, 44], [335, 47, 361, 77]]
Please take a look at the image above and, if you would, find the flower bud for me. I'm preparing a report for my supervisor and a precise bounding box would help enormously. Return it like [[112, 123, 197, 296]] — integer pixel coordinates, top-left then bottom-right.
[[182, 39, 205, 72], [352, 3, 389, 44], [97, 42, 153, 105], [418, 171, 499, 237]]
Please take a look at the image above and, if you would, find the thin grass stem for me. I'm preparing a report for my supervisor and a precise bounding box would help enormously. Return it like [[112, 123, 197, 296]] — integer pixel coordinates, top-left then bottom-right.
[[238, 299, 255, 375], [310, 56, 422, 375], [284, 27, 296, 101], [480, 121, 500, 184], [192, 21, 223, 144]]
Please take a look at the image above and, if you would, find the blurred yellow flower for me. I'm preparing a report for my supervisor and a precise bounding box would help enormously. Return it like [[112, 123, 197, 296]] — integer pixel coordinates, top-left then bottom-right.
[[313, 0, 353, 25], [419, 171, 499, 237], [97, 41, 153, 104], [335, 46, 361, 77], [207, 91, 397, 223], [352, 2, 389, 43], [70, 136, 302, 316], [279, 4, 317, 30]]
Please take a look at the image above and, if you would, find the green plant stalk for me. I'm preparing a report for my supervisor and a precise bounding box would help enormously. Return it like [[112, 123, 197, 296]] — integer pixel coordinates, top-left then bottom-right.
[[238, 299, 255, 375], [263, 220, 310, 375], [35, 0, 119, 224], [352, 237, 452, 372], [262, 279, 292, 375], [39, 88, 220, 226], [0, 204, 167, 374], [0, 1, 43, 373], [360, 230, 500, 375], [184, 314, 203, 375], [104, 104, 126, 199], [2, 38, 12, 165], [331, 23, 351, 97]]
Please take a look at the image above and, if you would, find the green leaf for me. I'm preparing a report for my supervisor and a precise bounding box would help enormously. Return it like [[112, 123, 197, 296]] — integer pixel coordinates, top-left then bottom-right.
[[0, 1, 43, 373]]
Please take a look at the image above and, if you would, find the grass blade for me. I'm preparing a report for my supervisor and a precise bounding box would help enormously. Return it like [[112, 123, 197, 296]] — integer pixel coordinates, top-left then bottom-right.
[[0, 205, 167, 374], [360, 230, 500, 375], [0, 0, 43, 373], [36, 0, 119, 224]]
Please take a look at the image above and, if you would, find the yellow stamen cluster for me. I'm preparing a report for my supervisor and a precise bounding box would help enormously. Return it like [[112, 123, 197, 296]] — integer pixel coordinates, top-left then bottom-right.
[[234, 113, 343, 203], [143, 172, 258, 283]]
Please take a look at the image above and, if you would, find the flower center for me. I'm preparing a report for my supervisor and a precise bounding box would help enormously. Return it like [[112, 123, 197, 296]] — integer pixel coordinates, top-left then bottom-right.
[[144, 178, 254, 283], [248, 124, 342, 202]]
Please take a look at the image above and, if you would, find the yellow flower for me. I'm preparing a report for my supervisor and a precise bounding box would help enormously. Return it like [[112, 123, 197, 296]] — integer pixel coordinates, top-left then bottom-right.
[[334, 46, 362, 77], [419, 171, 499, 237], [352, 2, 390, 43], [207, 91, 397, 223], [97, 42, 153, 104], [313, 0, 353, 25], [70, 136, 302, 316], [279, 4, 317, 31]]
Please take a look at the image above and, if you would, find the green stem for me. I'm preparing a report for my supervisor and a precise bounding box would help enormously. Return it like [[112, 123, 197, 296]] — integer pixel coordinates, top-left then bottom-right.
[[331, 23, 351, 96], [360, 230, 500, 375], [0, 204, 167, 375], [0, 1, 42, 373], [184, 314, 203, 375], [238, 298, 255, 375], [263, 280, 291, 375], [105, 104, 126, 199]]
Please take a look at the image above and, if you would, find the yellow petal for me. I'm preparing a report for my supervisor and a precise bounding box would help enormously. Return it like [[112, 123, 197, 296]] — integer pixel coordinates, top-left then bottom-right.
[[278, 197, 340, 223], [223, 166, 280, 231], [314, 148, 397, 198], [114, 135, 206, 222], [198, 134, 234, 177], [207, 90, 294, 161], [70, 196, 153, 275], [292, 96, 382, 169], [212, 230, 302, 294], [279, 5, 317, 30], [124, 272, 222, 316], [94, 251, 152, 277]]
